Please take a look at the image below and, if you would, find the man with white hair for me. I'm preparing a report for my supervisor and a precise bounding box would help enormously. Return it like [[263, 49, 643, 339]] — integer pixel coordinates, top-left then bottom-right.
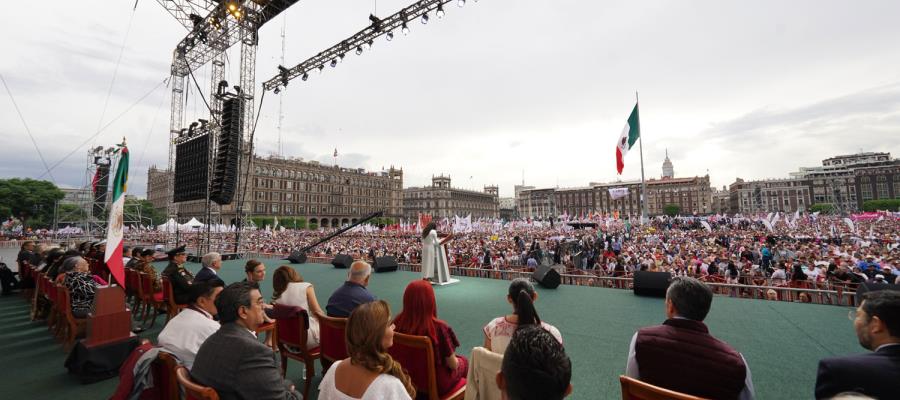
[[195, 252, 225, 286], [325, 260, 376, 317]]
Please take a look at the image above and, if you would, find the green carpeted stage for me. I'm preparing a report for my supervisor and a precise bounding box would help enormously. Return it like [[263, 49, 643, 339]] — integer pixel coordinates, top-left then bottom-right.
[[0, 257, 863, 399]]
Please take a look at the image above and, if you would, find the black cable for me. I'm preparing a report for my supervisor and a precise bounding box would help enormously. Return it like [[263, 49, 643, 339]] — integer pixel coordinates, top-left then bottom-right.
[[1, 74, 57, 183]]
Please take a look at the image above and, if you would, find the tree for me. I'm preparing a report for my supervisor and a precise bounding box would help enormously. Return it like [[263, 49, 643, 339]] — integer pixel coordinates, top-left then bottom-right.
[[809, 203, 836, 213], [662, 204, 681, 217], [862, 199, 900, 212], [0, 178, 63, 228]]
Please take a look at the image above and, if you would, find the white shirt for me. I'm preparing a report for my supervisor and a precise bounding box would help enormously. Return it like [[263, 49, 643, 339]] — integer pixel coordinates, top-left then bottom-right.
[[157, 307, 220, 370], [274, 281, 320, 348], [317, 359, 411, 400]]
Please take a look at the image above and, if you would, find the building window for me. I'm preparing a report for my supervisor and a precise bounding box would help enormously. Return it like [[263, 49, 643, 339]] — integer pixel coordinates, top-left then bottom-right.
[[894, 175, 900, 197], [876, 176, 889, 199]]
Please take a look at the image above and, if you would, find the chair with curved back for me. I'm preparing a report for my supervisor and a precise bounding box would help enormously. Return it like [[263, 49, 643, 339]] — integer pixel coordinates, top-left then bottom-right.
[[315, 310, 348, 373], [388, 332, 466, 400], [161, 277, 185, 322], [272, 304, 320, 400], [146, 351, 181, 400], [619, 375, 707, 400], [175, 365, 219, 400], [138, 272, 165, 328]]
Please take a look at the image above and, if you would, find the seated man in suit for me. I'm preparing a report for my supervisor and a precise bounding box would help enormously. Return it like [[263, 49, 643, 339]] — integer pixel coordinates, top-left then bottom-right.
[[161, 246, 194, 305], [326, 261, 376, 317], [815, 290, 900, 399], [625, 276, 755, 400], [496, 325, 572, 400], [157, 280, 224, 369], [195, 252, 225, 286], [192, 281, 301, 400]]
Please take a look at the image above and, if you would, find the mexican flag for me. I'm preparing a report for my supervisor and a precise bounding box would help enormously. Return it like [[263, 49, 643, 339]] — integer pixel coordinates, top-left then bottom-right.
[[104, 145, 129, 288], [615, 103, 641, 174]]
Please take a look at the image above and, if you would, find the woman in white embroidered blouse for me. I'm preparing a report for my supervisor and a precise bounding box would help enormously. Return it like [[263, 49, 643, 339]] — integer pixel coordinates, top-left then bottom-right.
[[483, 278, 563, 355], [318, 300, 416, 400], [272, 265, 324, 348]]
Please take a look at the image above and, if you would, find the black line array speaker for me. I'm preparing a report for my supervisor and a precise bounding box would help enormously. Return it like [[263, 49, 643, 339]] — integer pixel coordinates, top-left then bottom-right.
[[331, 254, 353, 269], [633, 271, 672, 298], [854, 281, 900, 306], [374, 256, 398, 273], [173, 134, 210, 203], [287, 251, 307, 264], [533, 265, 561, 289], [92, 164, 110, 217], [210, 97, 243, 205]]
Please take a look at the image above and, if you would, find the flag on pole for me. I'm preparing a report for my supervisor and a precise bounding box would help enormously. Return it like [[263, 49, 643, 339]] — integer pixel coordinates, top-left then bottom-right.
[[616, 103, 641, 174], [103, 144, 129, 288]]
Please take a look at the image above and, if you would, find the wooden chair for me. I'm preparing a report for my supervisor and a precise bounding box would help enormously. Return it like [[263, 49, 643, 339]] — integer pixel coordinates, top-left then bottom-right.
[[58, 286, 87, 351], [619, 375, 707, 400], [272, 304, 320, 400], [388, 332, 466, 400], [138, 272, 165, 329], [161, 277, 185, 322], [147, 351, 181, 400], [314, 310, 348, 372], [175, 365, 219, 400]]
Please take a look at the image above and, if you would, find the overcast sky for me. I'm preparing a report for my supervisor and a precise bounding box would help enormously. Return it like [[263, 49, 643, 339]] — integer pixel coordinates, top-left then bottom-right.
[[2, 0, 899, 198]]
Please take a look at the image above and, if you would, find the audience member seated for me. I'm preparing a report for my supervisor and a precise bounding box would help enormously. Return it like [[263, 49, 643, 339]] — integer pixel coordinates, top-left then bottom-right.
[[195, 252, 225, 286], [63, 256, 99, 319], [326, 261, 376, 318], [134, 248, 163, 296], [393, 279, 468, 397], [317, 300, 415, 400], [483, 278, 562, 354], [244, 259, 267, 284], [625, 276, 755, 400], [191, 281, 301, 400], [272, 265, 324, 349], [496, 325, 572, 400], [158, 280, 224, 370], [124, 247, 143, 269], [814, 290, 900, 400], [161, 246, 193, 305]]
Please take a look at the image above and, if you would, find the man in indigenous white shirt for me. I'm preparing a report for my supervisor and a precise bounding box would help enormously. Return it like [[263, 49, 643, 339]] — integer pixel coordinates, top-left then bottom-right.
[[158, 280, 224, 369]]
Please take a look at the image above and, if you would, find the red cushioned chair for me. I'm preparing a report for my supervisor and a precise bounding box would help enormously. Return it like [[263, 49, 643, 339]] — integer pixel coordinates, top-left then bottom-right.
[[137, 272, 165, 328], [162, 277, 185, 322], [619, 375, 707, 400], [176, 366, 219, 400], [314, 310, 348, 373], [273, 304, 320, 400], [144, 351, 181, 400], [388, 332, 466, 400]]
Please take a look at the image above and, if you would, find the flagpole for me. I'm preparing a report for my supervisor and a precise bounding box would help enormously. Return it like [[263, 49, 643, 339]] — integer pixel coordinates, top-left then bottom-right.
[[636, 91, 647, 224]]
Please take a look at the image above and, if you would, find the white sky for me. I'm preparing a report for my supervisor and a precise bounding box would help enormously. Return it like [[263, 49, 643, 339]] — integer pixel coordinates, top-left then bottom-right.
[[2, 0, 899, 197]]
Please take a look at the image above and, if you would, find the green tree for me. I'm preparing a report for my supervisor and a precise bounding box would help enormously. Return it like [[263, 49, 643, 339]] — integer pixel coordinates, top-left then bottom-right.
[[862, 199, 900, 212], [0, 178, 63, 228], [662, 204, 681, 217], [809, 203, 836, 213]]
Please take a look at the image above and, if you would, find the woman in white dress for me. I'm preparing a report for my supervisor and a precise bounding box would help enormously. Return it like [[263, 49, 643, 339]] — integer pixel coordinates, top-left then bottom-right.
[[421, 222, 453, 284], [272, 265, 324, 349], [318, 300, 415, 400]]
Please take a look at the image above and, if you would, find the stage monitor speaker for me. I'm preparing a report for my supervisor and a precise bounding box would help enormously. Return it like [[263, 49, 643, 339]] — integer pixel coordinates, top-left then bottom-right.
[[633, 271, 672, 297], [533, 265, 561, 289], [174, 134, 210, 203], [854, 281, 900, 306], [331, 254, 353, 269], [92, 164, 110, 217], [287, 251, 307, 264], [210, 97, 243, 205], [374, 256, 398, 273]]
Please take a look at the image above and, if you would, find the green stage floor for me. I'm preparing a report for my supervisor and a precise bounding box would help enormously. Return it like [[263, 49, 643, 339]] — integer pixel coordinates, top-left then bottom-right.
[[0, 258, 863, 399]]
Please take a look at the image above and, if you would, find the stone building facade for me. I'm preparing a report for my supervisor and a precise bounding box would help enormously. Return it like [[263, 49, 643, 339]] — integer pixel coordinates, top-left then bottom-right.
[[402, 175, 499, 219]]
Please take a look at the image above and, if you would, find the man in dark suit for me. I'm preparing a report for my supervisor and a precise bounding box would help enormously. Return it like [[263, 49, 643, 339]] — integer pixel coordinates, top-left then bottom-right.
[[194, 252, 225, 286], [192, 281, 301, 400], [815, 290, 900, 399], [161, 246, 194, 305]]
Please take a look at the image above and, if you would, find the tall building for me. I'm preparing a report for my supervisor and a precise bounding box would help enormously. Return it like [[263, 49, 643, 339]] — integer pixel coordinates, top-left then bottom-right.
[[516, 188, 556, 219], [147, 155, 403, 227], [594, 181, 643, 217], [402, 175, 499, 219], [498, 197, 517, 221], [662, 149, 674, 179], [728, 177, 811, 214], [554, 187, 596, 218], [146, 166, 171, 213], [854, 161, 900, 208], [711, 186, 731, 215], [790, 152, 895, 212]]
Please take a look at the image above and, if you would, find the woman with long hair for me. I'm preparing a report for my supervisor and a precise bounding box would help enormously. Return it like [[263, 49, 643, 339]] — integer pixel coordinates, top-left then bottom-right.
[[421, 221, 453, 284], [393, 279, 467, 396], [272, 265, 324, 348], [482, 278, 563, 354], [318, 300, 415, 399]]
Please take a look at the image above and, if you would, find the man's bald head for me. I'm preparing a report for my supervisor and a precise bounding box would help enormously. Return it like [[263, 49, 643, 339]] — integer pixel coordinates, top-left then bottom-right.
[[349, 261, 372, 286]]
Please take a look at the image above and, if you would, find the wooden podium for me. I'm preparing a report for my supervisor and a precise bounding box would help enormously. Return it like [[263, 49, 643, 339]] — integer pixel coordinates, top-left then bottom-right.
[[85, 285, 134, 348]]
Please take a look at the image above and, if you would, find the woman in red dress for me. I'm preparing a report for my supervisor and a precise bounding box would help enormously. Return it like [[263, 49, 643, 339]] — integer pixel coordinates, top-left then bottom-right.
[[393, 280, 468, 396]]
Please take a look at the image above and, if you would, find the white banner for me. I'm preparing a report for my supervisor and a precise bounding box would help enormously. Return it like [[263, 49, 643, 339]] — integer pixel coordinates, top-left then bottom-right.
[[608, 187, 629, 200]]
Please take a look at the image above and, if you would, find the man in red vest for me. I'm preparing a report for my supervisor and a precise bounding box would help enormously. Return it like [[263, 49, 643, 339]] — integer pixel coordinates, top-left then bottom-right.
[[625, 276, 754, 399]]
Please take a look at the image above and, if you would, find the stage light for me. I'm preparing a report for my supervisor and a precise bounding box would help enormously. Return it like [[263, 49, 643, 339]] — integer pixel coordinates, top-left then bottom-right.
[[317, 64, 325, 73], [301, 73, 308, 81], [274, 87, 281, 94], [232, 10, 243, 20], [402, 23, 410, 35], [226, 1, 238, 12], [386, 31, 394, 41], [330, 58, 338, 67], [421, 12, 429, 24], [338, 53, 345, 62], [363, 39, 373, 50], [437, 4, 445, 19], [355, 46, 363, 55], [458, 0, 465, 7]]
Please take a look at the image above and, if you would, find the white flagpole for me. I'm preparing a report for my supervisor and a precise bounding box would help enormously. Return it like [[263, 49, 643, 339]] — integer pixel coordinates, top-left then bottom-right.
[[636, 91, 647, 224]]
